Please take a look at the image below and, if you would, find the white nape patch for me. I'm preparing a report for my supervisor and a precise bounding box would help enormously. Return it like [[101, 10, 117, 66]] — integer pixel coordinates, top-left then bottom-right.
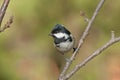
[[54, 32, 69, 39]]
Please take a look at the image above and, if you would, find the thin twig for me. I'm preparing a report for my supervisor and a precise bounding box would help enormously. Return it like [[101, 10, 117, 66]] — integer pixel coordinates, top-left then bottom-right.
[[58, 0, 105, 80], [0, 0, 10, 26], [65, 33, 120, 79], [111, 31, 115, 40], [0, 15, 13, 33], [80, 11, 89, 22], [0, 0, 13, 33]]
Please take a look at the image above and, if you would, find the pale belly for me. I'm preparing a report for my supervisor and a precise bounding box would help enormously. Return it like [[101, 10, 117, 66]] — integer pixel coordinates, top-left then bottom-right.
[[55, 40, 74, 53]]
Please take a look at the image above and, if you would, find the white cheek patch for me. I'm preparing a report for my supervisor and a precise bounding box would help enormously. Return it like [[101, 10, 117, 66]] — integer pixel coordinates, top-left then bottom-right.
[[54, 32, 69, 39]]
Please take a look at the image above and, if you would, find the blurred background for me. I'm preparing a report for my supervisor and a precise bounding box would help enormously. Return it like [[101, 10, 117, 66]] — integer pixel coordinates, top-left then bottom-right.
[[0, 0, 120, 80]]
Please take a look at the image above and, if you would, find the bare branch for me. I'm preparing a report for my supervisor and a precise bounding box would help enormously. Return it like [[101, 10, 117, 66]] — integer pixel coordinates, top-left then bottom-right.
[[65, 34, 120, 80], [0, 0, 10, 26], [0, 0, 13, 33], [58, 0, 105, 80]]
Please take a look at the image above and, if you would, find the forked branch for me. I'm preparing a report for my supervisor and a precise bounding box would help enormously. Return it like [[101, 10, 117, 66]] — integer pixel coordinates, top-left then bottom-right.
[[58, 0, 105, 80], [65, 31, 120, 80]]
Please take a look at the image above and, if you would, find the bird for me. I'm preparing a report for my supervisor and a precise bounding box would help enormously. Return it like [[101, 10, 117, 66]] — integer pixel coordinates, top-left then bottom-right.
[[49, 24, 75, 55]]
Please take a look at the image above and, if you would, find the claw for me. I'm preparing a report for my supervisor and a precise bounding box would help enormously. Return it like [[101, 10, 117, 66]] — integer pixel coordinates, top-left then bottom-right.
[[73, 47, 77, 52]]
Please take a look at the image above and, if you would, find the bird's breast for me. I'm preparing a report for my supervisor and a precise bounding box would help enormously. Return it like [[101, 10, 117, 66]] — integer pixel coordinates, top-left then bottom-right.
[[55, 40, 74, 52]]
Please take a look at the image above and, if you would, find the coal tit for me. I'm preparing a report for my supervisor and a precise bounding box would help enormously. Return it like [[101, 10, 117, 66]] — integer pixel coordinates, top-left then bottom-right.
[[49, 24, 75, 55]]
